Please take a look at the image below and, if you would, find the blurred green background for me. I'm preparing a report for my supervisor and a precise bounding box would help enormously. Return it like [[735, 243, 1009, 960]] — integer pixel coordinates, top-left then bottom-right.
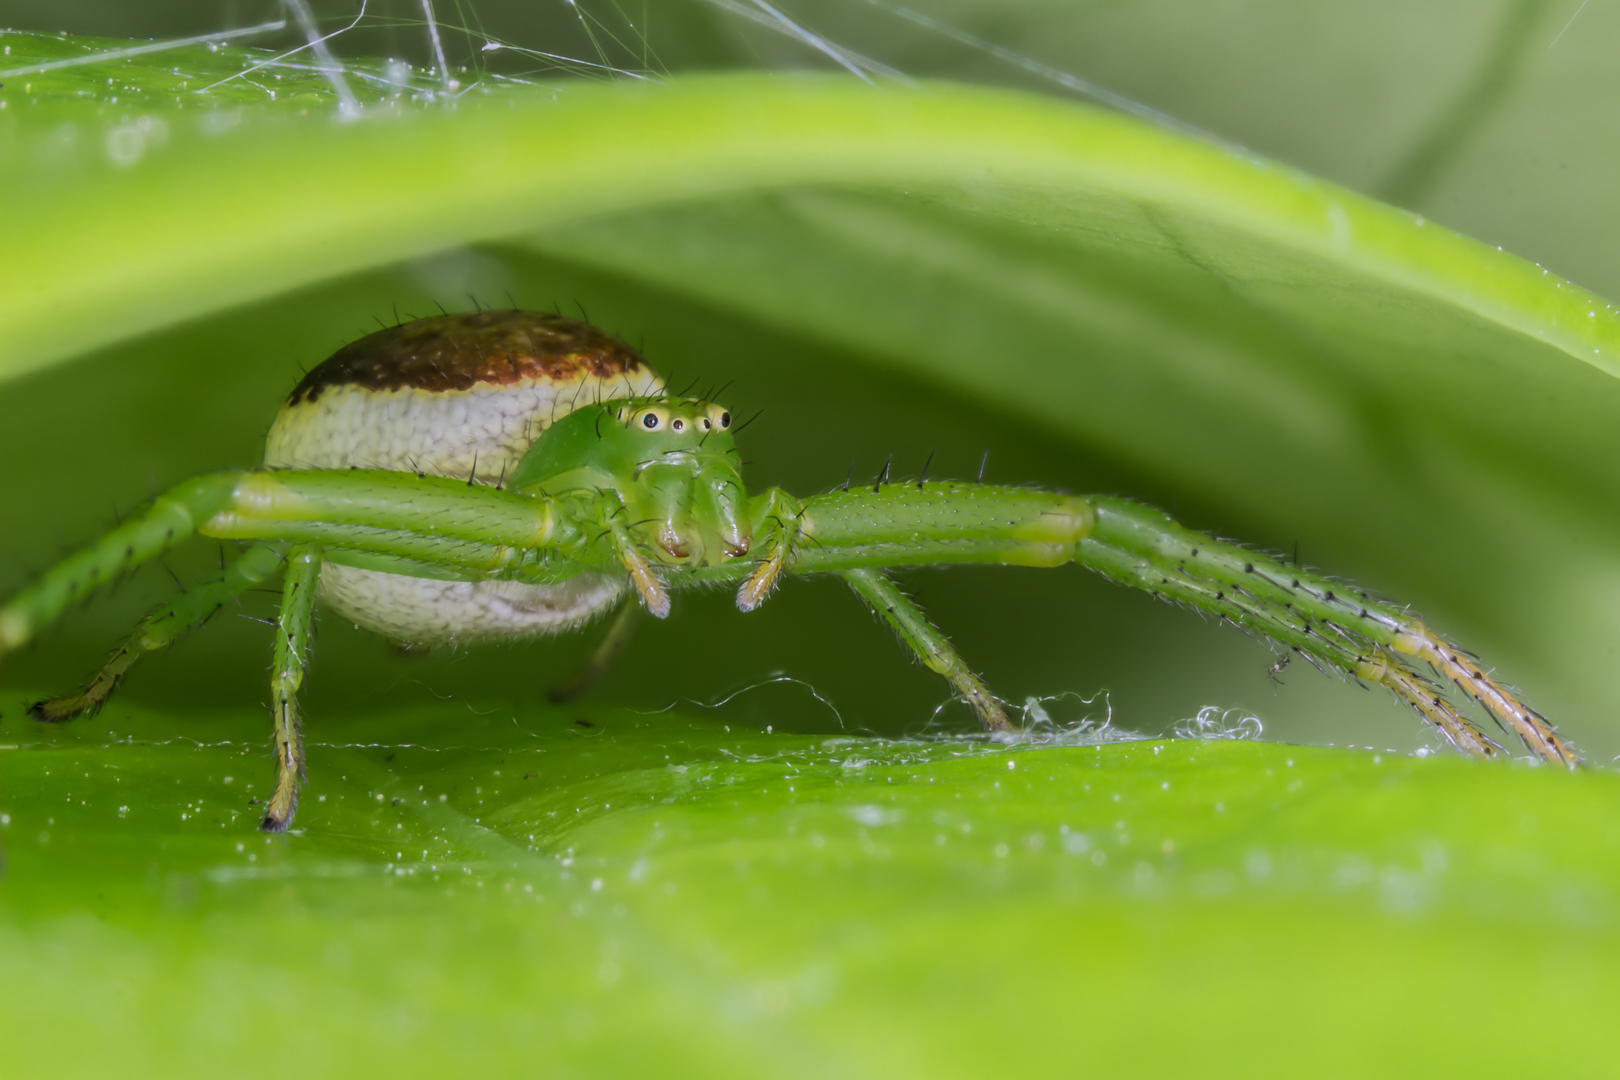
[[4, 3, 1620, 1076]]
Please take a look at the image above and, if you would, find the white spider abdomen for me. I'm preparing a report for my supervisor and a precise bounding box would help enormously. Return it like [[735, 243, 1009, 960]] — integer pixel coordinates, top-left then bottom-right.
[[263, 312, 660, 645]]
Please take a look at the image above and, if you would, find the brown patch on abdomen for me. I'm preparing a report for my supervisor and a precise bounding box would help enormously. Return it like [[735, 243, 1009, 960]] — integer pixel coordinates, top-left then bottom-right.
[[287, 310, 648, 405]]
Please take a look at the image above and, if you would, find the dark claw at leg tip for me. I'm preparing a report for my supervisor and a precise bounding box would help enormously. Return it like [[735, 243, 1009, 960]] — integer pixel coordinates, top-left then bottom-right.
[[27, 699, 77, 723]]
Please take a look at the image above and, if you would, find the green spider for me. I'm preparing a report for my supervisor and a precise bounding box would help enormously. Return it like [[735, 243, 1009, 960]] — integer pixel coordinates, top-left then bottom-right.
[[0, 310, 1578, 831]]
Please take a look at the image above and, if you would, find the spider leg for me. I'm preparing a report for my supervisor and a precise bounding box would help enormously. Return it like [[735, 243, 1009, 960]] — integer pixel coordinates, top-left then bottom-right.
[[1, 474, 240, 659], [726, 481, 1563, 763], [737, 488, 804, 611], [262, 546, 321, 833], [841, 567, 1011, 732], [602, 510, 669, 616], [29, 543, 286, 723], [549, 599, 639, 703], [1, 469, 592, 659], [1080, 496, 1575, 766]]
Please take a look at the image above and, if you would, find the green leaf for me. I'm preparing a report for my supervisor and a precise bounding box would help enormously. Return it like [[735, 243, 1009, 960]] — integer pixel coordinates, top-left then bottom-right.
[[4, 21, 1620, 1076], [7, 702, 1620, 1075]]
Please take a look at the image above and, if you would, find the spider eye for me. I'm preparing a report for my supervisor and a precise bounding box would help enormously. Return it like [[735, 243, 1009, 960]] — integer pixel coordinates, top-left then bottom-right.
[[719, 411, 731, 429], [642, 413, 660, 430], [672, 418, 685, 432], [701, 419, 712, 431]]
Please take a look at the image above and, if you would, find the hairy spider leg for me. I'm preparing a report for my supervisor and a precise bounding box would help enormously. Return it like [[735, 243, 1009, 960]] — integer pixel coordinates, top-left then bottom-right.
[[720, 481, 1573, 765], [841, 567, 1011, 732], [29, 543, 287, 722], [597, 501, 671, 617], [737, 487, 804, 611], [1078, 497, 1575, 766], [779, 483, 1095, 575], [0, 474, 241, 658], [1078, 538, 1502, 757], [1357, 652, 1503, 760], [550, 599, 639, 704], [0, 471, 586, 665], [264, 547, 321, 833], [720, 481, 1091, 732]]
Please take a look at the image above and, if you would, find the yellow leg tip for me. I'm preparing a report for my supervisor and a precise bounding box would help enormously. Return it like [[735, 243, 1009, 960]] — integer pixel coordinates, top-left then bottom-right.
[[737, 560, 782, 612]]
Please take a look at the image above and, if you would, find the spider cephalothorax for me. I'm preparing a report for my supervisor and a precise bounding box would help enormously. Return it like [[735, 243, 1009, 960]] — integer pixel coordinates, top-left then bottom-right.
[[0, 309, 1579, 833], [511, 396, 750, 566]]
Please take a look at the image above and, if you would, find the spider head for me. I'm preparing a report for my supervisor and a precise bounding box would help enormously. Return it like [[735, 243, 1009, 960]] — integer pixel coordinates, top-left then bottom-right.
[[510, 396, 751, 567]]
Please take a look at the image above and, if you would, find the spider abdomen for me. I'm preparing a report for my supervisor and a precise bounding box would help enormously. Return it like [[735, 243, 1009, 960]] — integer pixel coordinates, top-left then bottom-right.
[[264, 311, 659, 644]]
